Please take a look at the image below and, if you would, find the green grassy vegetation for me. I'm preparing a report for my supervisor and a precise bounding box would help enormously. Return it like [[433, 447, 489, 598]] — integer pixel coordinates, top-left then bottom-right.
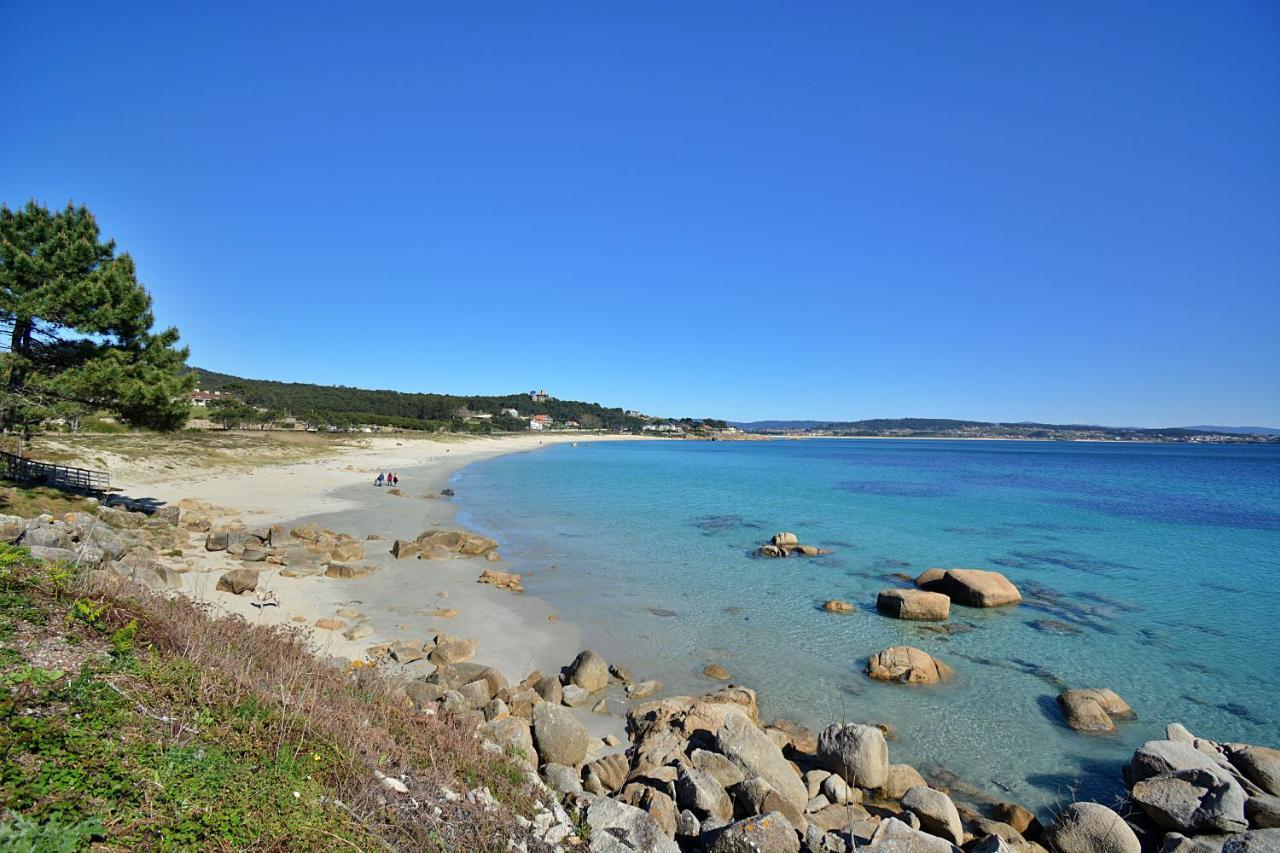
[[0, 545, 535, 850], [0, 480, 97, 518]]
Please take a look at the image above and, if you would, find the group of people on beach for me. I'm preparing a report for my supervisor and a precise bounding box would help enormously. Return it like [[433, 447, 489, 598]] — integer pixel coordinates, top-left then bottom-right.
[[374, 471, 399, 487]]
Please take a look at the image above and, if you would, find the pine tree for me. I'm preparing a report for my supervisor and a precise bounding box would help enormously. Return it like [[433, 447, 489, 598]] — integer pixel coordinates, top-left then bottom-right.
[[0, 201, 195, 439]]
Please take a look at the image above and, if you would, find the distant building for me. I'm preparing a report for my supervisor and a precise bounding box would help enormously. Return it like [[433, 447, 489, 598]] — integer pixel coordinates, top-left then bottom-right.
[[190, 389, 227, 407], [530, 389, 550, 402], [529, 414, 553, 431], [501, 407, 521, 418]]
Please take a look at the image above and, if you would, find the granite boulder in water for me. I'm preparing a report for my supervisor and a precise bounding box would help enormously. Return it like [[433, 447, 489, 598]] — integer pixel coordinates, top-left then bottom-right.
[[917, 568, 1021, 607]]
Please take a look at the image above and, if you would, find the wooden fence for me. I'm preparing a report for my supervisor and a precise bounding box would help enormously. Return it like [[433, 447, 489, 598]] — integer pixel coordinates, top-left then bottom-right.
[[0, 450, 110, 493]]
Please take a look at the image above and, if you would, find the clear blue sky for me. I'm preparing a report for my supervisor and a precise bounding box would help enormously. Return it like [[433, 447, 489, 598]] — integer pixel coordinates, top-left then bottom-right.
[[5, 2, 1278, 426]]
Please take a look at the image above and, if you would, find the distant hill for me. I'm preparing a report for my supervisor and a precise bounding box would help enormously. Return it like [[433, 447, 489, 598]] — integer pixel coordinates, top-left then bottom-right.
[[730, 418, 988, 432], [728, 418, 1278, 443], [1184, 425, 1280, 436], [189, 367, 646, 432]]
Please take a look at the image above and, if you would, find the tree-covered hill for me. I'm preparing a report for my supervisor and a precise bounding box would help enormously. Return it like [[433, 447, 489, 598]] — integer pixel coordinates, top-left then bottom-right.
[[189, 368, 647, 432]]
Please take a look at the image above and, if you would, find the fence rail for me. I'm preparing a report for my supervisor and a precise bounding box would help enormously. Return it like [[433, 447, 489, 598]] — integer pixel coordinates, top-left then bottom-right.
[[0, 450, 110, 493]]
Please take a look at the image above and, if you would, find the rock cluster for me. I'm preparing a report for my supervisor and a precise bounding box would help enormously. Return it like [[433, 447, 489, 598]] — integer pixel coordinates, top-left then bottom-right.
[[1122, 724, 1280, 848], [1, 502, 188, 589], [391, 528, 499, 561], [758, 531, 830, 558]]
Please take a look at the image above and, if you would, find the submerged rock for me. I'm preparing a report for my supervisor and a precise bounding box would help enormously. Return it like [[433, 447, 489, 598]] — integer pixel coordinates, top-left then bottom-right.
[[867, 646, 954, 685], [1058, 688, 1136, 733]]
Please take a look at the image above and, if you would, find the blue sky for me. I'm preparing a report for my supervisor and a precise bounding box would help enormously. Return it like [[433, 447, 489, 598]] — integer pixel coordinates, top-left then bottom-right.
[[4, 2, 1278, 426]]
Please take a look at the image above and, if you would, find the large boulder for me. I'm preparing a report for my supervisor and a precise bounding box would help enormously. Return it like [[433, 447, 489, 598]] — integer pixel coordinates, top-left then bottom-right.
[[867, 646, 954, 685], [693, 748, 748, 789], [1222, 829, 1280, 853], [1131, 741, 1233, 785], [868, 816, 962, 853], [735, 776, 808, 835], [877, 588, 951, 621], [1131, 767, 1248, 834], [0, 514, 27, 543], [919, 569, 1021, 607], [480, 716, 534, 765], [24, 524, 73, 549], [880, 764, 929, 799], [531, 702, 588, 767], [715, 713, 809, 813], [584, 753, 629, 795], [428, 634, 477, 665], [1247, 794, 1280, 829], [1058, 689, 1136, 733], [586, 797, 680, 853], [216, 569, 258, 595], [817, 723, 889, 789], [566, 649, 610, 693], [1042, 803, 1141, 853], [25, 545, 82, 565], [676, 765, 734, 823], [708, 812, 800, 853], [902, 785, 964, 844], [1231, 747, 1280, 797]]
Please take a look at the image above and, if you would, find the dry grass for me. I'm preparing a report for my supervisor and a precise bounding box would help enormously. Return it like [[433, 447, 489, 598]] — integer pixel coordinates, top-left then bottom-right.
[[0, 480, 98, 518], [88, 571, 536, 850], [3, 553, 540, 851], [18, 429, 482, 485]]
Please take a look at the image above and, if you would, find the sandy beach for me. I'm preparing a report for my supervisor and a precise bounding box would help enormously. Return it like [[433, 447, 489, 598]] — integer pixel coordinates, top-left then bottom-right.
[[115, 432, 645, 744]]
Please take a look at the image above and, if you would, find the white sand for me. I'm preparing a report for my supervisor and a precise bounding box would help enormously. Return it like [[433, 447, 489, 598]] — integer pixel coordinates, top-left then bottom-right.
[[123, 432, 642, 746]]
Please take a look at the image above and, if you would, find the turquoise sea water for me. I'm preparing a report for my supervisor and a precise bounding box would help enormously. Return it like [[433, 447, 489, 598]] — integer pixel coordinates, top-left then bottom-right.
[[453, 439, 1280, 811]]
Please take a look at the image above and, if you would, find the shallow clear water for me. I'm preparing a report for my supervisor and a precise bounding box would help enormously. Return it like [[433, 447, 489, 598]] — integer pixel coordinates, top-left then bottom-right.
[[453, 439, 1280, 811]]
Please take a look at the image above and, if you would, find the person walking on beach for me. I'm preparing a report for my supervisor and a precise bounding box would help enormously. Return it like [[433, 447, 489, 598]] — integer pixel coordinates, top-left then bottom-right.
[[375, 472, 384, 487], [391, 472, 399, 486]]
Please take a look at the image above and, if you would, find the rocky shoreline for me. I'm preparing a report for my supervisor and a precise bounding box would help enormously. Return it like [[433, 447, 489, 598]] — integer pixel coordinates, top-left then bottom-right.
[[11, 500, 1279, 853]]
